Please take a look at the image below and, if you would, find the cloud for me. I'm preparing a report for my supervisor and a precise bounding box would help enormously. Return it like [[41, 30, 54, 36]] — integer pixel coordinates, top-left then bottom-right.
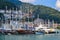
[[56, 0, 60, 8], [19, 0, 35, 3]]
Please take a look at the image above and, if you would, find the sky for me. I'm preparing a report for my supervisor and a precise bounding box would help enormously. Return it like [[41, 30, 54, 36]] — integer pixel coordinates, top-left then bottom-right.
[[19, 0, 60, 11]]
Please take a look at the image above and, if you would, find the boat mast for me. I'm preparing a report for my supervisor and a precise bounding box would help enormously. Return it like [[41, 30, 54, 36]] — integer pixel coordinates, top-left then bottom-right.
[[55, 22, 57, 29], [16, 8, 18, 21], [48, 19, 50, 28], [5, 6, 7, 24], [30, 9, 33, 31], [52, 20, 54, 28], [16, 8, 18, 30], [28, 5, 31, 30], [21, 5, 25, 30], [20, 6, 22, 29], [26, 5, 30, 30], [45, 20, 47, 27], [38, 14, 41, 25], [4, 6, 7, 29], [10, 7, 14, 31]]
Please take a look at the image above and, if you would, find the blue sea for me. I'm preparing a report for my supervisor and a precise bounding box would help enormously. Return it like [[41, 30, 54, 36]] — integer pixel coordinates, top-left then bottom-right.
[[0, 29, 60, 40], [0, 33, 60, 40]]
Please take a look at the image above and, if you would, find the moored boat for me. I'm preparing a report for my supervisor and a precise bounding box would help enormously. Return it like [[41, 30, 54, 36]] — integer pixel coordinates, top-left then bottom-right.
[[34, 20, 59, 34], [17, 30, 35, 34]]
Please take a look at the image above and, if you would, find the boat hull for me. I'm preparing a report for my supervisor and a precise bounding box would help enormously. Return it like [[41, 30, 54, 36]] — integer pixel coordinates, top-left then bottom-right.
[[17, 30, 35, 34], [35, 31, 45, 35]]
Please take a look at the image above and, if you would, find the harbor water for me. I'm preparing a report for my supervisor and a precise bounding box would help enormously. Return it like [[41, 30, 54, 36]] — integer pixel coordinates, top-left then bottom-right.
[[0, 33, 60, 40]]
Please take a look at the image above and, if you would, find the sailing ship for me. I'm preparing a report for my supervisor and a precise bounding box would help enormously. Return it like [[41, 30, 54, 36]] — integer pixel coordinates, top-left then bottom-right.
[[0, 6, 59, 35]]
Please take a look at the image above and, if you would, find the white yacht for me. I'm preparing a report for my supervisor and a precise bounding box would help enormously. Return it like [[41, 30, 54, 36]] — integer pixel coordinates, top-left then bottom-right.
[[35, 22, 58, 34]]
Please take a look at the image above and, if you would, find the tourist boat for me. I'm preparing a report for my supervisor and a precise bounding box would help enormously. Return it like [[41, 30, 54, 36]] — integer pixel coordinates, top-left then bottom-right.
[[35, 23, 59, 34]]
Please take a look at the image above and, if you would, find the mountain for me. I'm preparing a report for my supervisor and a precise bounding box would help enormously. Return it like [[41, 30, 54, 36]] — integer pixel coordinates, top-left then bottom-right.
[[19, 3, 60, 23], [0, 0, 22, 10], [6, 0, 22, 6], [0, 0, 60, 23]]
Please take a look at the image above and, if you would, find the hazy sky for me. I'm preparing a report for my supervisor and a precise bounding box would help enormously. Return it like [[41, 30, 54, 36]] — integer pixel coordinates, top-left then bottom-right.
[[19, 0, 60, 11]]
